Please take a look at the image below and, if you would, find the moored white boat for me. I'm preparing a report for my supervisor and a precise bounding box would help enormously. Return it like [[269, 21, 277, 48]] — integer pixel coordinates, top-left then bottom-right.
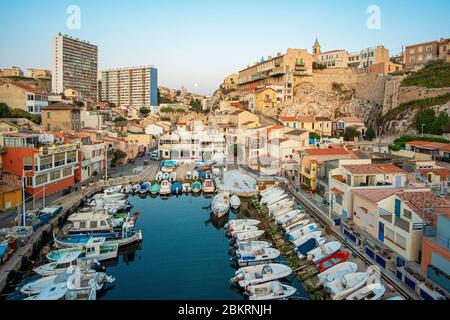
[[284, 219, 311, 234], [228, 225, 259, 237], [270, 203, 295, 217], [317, 262, 359, 286], [169, 171, 177, 182], [326, 266, 376, 300], [211, 192, 230, 218], [233, 241, 272, 251], [104, 185, 123, 196], [34, 253, 100, 277], [261, 190, 286, 205], [159, 180, 172, 196], [346, 283, 386, 300], [232, 230, 265, 242], [266, 194, 289, 207], [307, 241, 341, 262], [202, 179, 215, 193], [47, 238, 119, 262], [259, 185, 279, 196], [245, 281, 296, 300], [291, 231, 324, 247], [231, 264, 292, 288], [236, 248, 280, 267], [275, 210, 303, 226], [286, 223, 318, 241], [155, 171, 163, 182], [225, 219, 260, 229], [230, 195, 241, 210], [182, 183, 191, 193]]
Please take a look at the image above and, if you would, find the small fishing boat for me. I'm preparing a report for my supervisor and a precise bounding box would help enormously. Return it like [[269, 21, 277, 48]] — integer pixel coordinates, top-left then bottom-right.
[[191, 181, 202, 194], [284, 219, 310, 234], [270, 203, 295, 218], [317, 262, 358, 286], [169, 171, 177, 182], [326, 267, 376, 300], [295, 238, 319, 259], [225, 219, 261, 229], [20, 270, 115, 296], [182, 183, 191, 193], [159, 180, 172, 196], [231, 264, 292, 288], [171, 182, 183, 195], [266, 194, 289, 208], [261, 190, 286, 205], [104, 185, 123, 196], [65, 211, 115, 234], [230, 195, 241, 211], [185, 171, 192, 181], [35, 254, 101, 277], [202, 179, 215, 193], [162, 172, 170, 181], [233, 241, 272, 251], [316, 251, 350, 272], [307, 241, 341, 262], [54, 229, 143, 249], [192, 170, 200, 180], [232, 230, 265, 242], [346, 283, 386, 301], [228, 225, 259, 237], [235, 248, 280, 267], [91, 193, 126, 203], [275, 210, 303, 226], [286, 223, 318, 241], [245, 281, 296, 301], [212, 192, 230, 218], [150, 183, 161, 195], [155, 171, 163, 182], [291, 231, 325, 247], [259, 186, 280, 197], [139, 182, 151, 194], [47, 238, 119, 262]]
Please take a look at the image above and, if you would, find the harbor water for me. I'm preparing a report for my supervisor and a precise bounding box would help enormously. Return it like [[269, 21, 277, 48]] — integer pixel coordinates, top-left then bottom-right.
[[97, 194, 309, 300]]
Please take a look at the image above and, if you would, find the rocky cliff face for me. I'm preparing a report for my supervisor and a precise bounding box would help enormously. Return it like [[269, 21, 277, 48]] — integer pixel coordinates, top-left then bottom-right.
[[266, 82, 382, 129]]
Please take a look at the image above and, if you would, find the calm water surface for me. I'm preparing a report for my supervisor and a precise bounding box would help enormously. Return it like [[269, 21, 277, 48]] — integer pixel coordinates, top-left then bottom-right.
[[99, 195, 308, 300]]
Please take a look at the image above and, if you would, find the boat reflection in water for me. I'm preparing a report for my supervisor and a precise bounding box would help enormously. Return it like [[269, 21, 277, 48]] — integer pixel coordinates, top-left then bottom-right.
[[204, 212, 230, 230], [101, 242, 142, 268]]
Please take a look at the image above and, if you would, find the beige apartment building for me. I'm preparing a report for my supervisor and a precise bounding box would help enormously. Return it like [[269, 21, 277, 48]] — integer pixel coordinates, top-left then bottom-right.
[[0, 82, 48, 114], [223, 73, 239, 90], [26, 69, 51, 79], [0, 66, 24, 77], [42, 102, 82, 132], [237, 48, 313, 101]]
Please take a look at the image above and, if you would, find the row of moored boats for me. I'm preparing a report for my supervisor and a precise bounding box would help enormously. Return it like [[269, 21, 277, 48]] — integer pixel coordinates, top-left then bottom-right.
[[259, 185, 388, 300]]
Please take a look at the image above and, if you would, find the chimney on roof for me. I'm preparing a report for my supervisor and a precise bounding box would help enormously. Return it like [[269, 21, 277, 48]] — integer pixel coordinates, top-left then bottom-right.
[[268, 56, 272, 60]]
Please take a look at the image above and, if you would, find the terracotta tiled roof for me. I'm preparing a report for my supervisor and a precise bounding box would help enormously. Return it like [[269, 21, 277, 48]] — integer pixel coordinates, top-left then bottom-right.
[[304, 148, 350, 156], [280, 116, 300, 122], [418, 168, 450, 182], [343, 164, 406, 175], [407, 141, 450, 151], [42, 102, 81, 111], [1, 82, 41, 94], [353, 188, 403, 203], [397, 191, 449, 215]]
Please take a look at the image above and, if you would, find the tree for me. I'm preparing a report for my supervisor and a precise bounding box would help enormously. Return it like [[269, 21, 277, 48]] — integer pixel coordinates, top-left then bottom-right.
[[365, 127, 376, 141], [344, 127, 361, 141], [309, 132, 321, 140], [111, 149, 127, 167], [190, 99, 202, 112], [140, 107, 150, 116], [114, 116, 127, 123], [415, 108, 450, 135], [0, 103, 11, 117]]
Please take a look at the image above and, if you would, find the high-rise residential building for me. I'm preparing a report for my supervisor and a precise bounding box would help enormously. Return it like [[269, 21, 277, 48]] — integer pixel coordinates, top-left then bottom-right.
[[52, 33, 98, 103], [101, 66, 158, 109]]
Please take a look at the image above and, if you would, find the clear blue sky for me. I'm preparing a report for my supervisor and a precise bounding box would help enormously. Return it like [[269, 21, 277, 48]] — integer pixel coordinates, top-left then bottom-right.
[[0, 0, 448, 95]]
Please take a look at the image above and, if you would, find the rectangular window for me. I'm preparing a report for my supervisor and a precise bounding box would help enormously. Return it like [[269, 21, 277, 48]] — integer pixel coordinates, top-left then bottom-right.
[[336, 195, 343, 206], [54, 153, 65, 167], [35, 174, 48, 186], [63, 167, 72, 177], [385, 227, 395, 241], [67, 151, 77, 164], [50, 170, 61, 181], [395, 199, 401, 217], [23, 156, 33, 171], [396, 234, 407, 249], [39, 155, 53, 171], [47, 112, 51, 119], [403, 209, 412, 219]]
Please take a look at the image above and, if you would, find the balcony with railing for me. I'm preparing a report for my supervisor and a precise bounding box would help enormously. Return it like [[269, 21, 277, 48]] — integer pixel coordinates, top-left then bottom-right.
[[269, 67, 285, 77], [394, 217, 410, 232], [379, 208, 393, 223]]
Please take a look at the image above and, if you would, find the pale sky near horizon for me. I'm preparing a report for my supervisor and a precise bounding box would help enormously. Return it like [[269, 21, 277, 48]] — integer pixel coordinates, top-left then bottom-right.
[[0, 0, 448, 95]]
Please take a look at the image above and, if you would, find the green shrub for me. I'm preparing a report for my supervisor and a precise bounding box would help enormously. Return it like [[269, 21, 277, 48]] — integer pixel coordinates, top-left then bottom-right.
[[402, 61, 450, 88]]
